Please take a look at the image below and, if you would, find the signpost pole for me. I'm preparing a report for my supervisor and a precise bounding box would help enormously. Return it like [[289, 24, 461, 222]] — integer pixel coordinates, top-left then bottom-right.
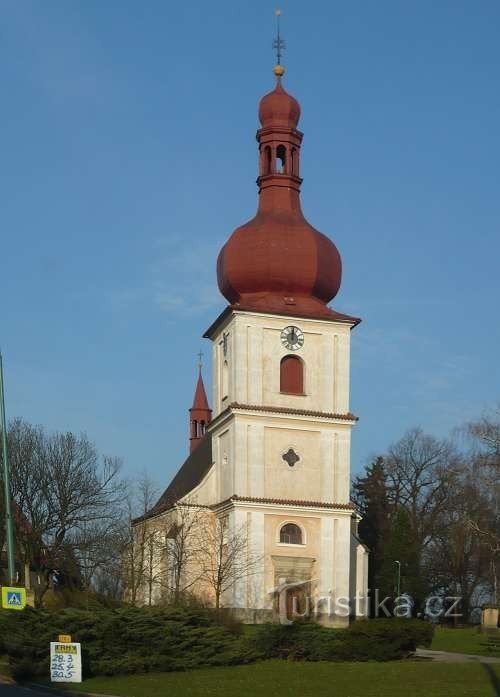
[[0, 352, 16, 586]]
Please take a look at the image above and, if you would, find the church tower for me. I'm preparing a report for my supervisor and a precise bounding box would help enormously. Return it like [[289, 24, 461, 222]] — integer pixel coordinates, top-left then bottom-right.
[[201, 63, 368, 624], [189, 365, 212, 453], [138, 35, 368, 621]]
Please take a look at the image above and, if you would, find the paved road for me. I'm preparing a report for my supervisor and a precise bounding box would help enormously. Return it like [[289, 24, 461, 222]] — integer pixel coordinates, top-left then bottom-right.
[[0, 685, 53, 696], [416, 648, 500, 663]]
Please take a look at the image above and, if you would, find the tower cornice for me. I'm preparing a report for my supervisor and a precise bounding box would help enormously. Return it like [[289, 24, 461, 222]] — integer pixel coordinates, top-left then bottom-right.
[[206, 401, 358, 434], [203, 306, 361, 341]]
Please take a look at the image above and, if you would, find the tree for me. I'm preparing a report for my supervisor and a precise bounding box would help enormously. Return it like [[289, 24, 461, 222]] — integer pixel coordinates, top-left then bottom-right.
[[198, 515, 260, 611], [381, 507, 426, 607], [72, 518, 125, 600], [468, 411, 500, 467], [165, 501, 205, 604], [466, 410, 500, 604], [354, 429, 462, 616], [384, 428, 461, 553], [3, 418, 124, 606], [352, 457, 392, 614], [119, 474, 161, 606], [423, 465, 492, 621]]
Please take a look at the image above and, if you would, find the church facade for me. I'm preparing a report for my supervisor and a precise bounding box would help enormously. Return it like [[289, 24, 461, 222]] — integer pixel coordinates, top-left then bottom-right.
[[134, 67, 368, 625]]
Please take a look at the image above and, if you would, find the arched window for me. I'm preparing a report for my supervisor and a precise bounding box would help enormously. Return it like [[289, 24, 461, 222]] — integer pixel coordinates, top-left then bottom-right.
[[276, 144, 286, 173], [265, 146, 272, 175], [191, 419, 206, 438], [280, 523, 302, 545], [280, 355, 304, 395]]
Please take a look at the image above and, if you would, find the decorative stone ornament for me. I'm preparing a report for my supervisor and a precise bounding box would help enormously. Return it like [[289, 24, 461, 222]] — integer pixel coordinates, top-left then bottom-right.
[[282, 448, 300, 467]]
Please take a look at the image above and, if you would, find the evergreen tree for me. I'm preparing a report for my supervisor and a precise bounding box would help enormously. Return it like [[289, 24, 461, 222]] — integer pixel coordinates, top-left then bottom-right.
[[353, 458, 430, 616], [353, 457, 392, 615], [379, 507, 428, 615]]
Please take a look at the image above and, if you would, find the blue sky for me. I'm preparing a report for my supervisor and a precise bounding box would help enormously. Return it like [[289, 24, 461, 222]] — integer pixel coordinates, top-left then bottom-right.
[[1, 0, 499, 489]]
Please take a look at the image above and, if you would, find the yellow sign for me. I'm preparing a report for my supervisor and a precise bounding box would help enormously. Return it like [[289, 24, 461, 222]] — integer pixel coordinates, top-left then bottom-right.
[[54, 644, 77, 654], [1, 586, 26, 611], [58, 635, 72, 643]]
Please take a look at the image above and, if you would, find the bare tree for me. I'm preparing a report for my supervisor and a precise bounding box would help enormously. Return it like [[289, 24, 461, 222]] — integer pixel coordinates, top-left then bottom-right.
[[465, 410, 500, 603], [164, 502, 206, 603], [71, 518, 125, 600], [4, 418, 124, 606], [119, 473, 165, 606], [384, 428, 462, 550], [468, 410, 500, 468], [468, 520, 500, 604], [423, 470, 491, 618], [197, 515, 260, 611]]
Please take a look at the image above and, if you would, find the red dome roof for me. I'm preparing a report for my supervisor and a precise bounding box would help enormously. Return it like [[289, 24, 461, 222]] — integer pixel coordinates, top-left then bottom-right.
[[258, 79, 301, 129], [215, 77, 356, 324], [217, 210, 342, 317]]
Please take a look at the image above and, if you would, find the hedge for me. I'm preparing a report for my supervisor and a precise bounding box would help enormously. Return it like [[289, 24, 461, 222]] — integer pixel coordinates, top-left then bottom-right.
[[0, 608, 434, 680], [253, 619, 434, 662], [1, 607, 257, 680]]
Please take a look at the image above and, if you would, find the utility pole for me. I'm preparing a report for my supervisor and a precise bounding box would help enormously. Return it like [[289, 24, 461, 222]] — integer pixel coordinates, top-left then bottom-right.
[[0, 352, 16, 585]]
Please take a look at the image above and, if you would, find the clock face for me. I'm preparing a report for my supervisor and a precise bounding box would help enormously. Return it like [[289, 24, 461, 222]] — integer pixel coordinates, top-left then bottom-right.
[[281, 325, 304, 351]]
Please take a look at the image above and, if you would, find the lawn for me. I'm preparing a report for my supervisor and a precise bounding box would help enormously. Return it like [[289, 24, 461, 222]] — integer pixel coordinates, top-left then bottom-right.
[[431, 626, 496, 656], [61, 660, 500, 697]]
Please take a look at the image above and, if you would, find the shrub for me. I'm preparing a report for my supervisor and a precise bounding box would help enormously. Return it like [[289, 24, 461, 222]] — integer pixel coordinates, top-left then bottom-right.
[[1, 609, 434, 679], [334, 619, 433, 660], [253, 619, 434, 662], [1, 606, 258, 680]]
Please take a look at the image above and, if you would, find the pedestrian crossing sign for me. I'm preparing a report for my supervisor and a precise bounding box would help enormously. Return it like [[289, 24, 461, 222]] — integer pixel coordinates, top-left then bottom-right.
[[1, 586, 27, 610]]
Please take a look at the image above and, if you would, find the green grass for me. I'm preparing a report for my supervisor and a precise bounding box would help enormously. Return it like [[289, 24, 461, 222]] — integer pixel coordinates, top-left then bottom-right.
[[59, 660, 500, 697], [431, 626, 496, 656]]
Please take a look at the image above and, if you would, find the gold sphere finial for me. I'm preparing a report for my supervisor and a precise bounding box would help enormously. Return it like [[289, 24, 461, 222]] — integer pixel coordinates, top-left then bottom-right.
[[273, 64, 285, 77]]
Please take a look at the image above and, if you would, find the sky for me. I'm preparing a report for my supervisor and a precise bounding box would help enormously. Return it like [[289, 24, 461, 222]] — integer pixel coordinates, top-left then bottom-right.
[[1, 0, 499, 490]]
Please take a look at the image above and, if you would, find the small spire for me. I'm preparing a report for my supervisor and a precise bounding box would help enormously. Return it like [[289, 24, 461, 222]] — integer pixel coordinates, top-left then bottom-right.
[[189, 358, 212, 452], [191, 369, 210, 411], [272, 9, 286, 77]]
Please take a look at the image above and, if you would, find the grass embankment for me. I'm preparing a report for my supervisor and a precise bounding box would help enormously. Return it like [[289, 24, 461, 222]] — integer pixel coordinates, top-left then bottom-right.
[[431, 626, 496, 657], [57, 660, 500, 697]]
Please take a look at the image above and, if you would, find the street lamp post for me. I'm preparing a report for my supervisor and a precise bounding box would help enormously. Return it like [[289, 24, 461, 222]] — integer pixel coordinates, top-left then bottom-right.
[[394, 560, 401, 599], [0, 352, 16, 586]]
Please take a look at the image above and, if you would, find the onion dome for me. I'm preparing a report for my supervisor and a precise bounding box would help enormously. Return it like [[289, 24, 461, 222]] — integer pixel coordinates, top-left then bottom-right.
[[216, 73, 358, 324], [259, 78, 301, 130]]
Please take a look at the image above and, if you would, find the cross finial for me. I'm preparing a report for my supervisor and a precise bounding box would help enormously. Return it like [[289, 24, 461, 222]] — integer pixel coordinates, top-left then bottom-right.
[[273, 9, 285, 66], [197, 351, 203, 371]]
